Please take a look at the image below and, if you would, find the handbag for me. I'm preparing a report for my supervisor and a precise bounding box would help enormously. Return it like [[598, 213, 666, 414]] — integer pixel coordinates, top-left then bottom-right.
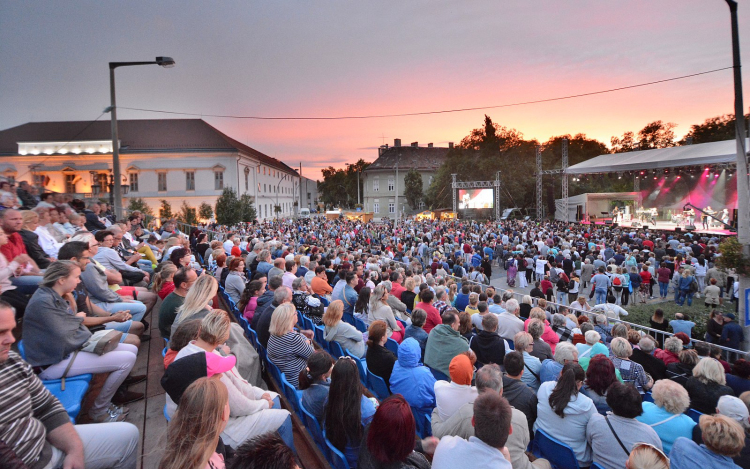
[[59, 330, 122, 390]]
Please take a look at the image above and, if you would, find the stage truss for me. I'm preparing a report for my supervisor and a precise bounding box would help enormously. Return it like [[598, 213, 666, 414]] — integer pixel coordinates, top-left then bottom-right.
[[452, 172, 502, 220]]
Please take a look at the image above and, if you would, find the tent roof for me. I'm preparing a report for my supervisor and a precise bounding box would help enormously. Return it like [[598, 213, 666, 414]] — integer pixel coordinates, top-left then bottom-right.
[[565, 139, 745, 175]]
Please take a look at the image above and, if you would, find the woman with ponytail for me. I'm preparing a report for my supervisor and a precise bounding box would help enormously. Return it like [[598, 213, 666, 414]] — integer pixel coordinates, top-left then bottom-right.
[[299, 350, 335, 422], [534, 362, 596, 467]]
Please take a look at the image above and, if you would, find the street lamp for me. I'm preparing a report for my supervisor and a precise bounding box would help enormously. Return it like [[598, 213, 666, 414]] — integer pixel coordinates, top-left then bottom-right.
[[108, 56, 175, 220]]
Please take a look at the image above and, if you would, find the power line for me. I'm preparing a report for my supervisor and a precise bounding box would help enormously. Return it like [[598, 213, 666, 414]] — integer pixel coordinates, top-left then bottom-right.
[[118, 66, 734, 121]]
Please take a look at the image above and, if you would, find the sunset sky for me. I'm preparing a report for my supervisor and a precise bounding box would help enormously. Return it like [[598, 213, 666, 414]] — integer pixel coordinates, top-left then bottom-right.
[[1, 1, 749, 180]]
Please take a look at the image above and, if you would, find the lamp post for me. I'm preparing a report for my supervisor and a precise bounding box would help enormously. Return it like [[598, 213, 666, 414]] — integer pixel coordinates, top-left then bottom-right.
[[109, 56, 175, 220], [725, 0, 750, 342]]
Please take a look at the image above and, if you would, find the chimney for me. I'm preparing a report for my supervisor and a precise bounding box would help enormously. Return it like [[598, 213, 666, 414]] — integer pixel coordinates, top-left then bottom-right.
[[448, 142, 454, 149], [394, 138, 401, 147], [411, 142, 418, 147], [427, 143, 433, 148]]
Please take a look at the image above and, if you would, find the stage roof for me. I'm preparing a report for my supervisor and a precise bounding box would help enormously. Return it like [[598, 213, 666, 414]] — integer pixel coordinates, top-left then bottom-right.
[[566, 138, 746, 174]]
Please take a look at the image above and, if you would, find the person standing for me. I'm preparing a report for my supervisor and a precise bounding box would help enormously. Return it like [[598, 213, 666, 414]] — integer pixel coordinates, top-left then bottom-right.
[[721, 313, 744, 351]]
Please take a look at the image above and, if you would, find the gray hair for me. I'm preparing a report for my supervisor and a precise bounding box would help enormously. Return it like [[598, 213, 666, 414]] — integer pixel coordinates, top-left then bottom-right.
[[580, 322, 594, 334], [554, 342, 578, 364], [300, 256, 310, 266], [664, 336, 683, 354], [505, 299, 519, 314], [551, 313, 566, 327], [528, 319, 545, 340], [435, 286, 446, 300], [476, 364, 503, 393], [639, 337, 656, 353], [595, 314, 608, 326], [292, 276, 306, 290], [584, 330, 601, 345], [274, 286, 292, 304], [610, 337, 633, 358], [514, 331, 533, 350]]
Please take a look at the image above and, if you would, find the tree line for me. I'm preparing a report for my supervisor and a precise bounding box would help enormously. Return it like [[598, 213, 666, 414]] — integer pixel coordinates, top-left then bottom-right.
[[127, 187, 257, 226]]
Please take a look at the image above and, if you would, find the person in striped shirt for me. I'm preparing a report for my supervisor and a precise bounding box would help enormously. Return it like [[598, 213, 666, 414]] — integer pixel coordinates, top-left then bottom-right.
[[0, 300, 139, 468]]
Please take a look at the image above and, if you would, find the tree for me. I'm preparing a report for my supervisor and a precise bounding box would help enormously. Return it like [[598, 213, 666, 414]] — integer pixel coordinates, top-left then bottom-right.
[[215, 188, 241, 225], [318, 159, 371, 209], [176, 201, 198, 225], [681, 113, 750, 144], [238, 194, 256, 222], [403, 169, 424, 210], [611, 121, 677, 153], [159, 199, 173, 220], [126, 197, 153, 217], [198, 202, 213, 221]]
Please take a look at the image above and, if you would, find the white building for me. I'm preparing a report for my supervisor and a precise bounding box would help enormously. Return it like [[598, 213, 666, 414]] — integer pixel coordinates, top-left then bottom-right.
[[0, 119, 301, 220], [362, 139, 452, 218]]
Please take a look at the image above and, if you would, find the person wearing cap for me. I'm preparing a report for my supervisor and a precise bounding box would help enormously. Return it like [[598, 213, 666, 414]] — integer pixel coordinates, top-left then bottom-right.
[[721, 313, 745, 351], [163, 310, 294, 450], [434, 354, 477, 421]]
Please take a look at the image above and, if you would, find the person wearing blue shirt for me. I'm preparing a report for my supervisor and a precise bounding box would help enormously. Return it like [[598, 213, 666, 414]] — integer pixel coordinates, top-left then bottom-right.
[[670, 414, 745, 469], [403, 310, 429, 360], [389, 338, 436, 410], [720, 313, 744, 350], [669, 313, 696, 337]]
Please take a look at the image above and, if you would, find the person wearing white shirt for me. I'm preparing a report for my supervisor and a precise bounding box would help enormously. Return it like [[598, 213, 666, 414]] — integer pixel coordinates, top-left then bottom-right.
[[223, 233, 236, 255], [434, 354, 478, 421], [32, 208, 63, 258], [593, 300, 628, 320], [432, 392, 513, 469]]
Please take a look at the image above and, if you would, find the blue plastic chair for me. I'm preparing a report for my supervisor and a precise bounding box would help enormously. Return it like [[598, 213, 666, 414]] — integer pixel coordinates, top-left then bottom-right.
[[162, 346, 168, 358], [412, 407, 433, 438], [164, 404, 171, 422], [591, 463, 607, 469], [687, 408, 704, 424], [317, 295, 330, 307], [342, 313, 355, 326], [301, 315, 314, 332], [328, 341, 345, 359], [428, 366, 450, 382], [314, 325, 327, 350], [267, 361, 284, 387], [643, 391, 654, 403], [507, 339, 515, 350], [367, 370, 391, 400], [43, 379, 90, 423], [345, 349, 368, 386], [280, 373, 303, 416], [297, 310, 304, 328], [324, 433, 351, 469], [353, 317, 367, 333], [385, 337, 399, 357], [531, 429, 580, 469], [300, 402, 328, 458]]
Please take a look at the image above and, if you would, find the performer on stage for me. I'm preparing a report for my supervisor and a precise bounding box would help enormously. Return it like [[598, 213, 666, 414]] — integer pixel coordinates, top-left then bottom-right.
[[612, 207, 621, 223], [722, 208, 730, 226], [703, 206, 715, 230], [685, 207, 695, 226], [649, 208, 657, 225]]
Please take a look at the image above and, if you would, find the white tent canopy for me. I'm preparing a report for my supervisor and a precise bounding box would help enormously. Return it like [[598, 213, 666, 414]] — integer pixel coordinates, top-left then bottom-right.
[[565, 139, 745, 175]]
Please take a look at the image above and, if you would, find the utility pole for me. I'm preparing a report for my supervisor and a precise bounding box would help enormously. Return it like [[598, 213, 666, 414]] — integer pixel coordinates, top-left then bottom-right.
[[726, 0, 750, 343], [562, 138, 569, 222], [395, 155, 400, 221]]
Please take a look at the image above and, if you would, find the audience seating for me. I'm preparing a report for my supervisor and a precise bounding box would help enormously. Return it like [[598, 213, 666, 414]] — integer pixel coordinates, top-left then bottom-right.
[[324, 431, 351, 469], [300, 401, 328, 459], [353, 317, 367, 333], [314, 325, 326, 351], [531, 429, 580, 469], [687, 408, 704, 424], [280, 373, 303, 417], [385, 337, 399, 356], [591, 463, 606, 469], [367, 370, 391, 400], [345, 349, 368, 387], [163, 404, 170, 422], [328, 340, 345, 359], [342, 313, 355, 326]]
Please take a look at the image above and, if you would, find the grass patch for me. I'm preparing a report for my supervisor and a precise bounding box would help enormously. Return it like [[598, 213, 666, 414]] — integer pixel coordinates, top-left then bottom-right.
[[622, 298, 733, 340]]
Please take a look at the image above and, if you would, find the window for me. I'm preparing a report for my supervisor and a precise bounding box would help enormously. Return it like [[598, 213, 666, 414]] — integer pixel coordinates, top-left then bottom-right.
[[419, 201, 425, 210], [373, 202, 380, 213], [33, 174, 45, 188], [214, 171, 224, 190], [129, 173, 138, 192], [388, 203, 395, 214], [244, 171, 249, 191], [158, 172, 167, 192], [186, 172, 195, 191], [388, 177, 394, 192], [97, 173, 109, 193], [65, 174, 76, 193], [372, 179, 379, 192]]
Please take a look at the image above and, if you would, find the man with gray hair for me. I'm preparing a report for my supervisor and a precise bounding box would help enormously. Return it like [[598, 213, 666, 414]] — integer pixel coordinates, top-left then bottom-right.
[[551, 313, 574, 342], [247, 241, 264, 268], [497, 298, 524, 341], [431, 364, 552, 469], [630, 336, 667, 381], [539, 342, 578, 384]]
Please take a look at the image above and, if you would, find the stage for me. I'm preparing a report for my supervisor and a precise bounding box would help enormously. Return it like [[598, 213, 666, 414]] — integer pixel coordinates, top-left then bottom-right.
[[579, 219, 736, 237]]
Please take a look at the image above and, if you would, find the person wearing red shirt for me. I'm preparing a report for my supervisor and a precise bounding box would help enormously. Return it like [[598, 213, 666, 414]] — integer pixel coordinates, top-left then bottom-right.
[[415, 290, 441, 334], [642, 238, 654, 251], [540, 277, 554, 299], [639, 265, 653, 301], [389, 272, 405, 300], [0, 210, 27, 261]]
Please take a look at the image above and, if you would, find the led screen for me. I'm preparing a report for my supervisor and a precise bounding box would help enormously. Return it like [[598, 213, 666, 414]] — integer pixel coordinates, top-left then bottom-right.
[[458, 188, 494, 209]]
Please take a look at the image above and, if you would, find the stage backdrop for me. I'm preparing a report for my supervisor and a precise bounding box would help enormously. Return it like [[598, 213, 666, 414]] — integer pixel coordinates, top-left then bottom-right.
[[638, 169, 737, 214]]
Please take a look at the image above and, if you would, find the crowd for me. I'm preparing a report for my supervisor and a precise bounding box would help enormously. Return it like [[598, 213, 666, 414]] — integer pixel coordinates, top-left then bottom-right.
[[1, 187, 748, 469]]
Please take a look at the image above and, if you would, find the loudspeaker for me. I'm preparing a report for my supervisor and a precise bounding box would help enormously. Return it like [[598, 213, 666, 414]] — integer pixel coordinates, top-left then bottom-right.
[[576, 205, 583, 221], [675, 227, 682, 233], [642, 225, 649, 230], [605, 220, 613, 225], [686, 225, 697, 231]]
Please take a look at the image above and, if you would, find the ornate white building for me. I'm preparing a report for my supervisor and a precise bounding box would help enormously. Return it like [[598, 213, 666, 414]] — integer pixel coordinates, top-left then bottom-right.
[[0, 119, 301, 220]]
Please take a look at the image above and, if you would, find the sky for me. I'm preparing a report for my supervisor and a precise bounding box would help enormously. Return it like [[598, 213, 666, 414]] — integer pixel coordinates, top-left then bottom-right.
[[1, 1, 749, 180]]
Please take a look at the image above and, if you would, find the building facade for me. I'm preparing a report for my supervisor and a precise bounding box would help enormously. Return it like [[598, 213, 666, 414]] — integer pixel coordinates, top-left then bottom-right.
[[0, 119, 300, 221], [362, 139, 452, 219], [299, 175, 319, 212]]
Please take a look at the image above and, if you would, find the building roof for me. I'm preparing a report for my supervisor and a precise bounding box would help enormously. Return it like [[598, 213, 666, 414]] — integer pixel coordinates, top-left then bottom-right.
[[565, 139, 745, 175], [365, 145, 451, 172], [0, 119, 297, 174]]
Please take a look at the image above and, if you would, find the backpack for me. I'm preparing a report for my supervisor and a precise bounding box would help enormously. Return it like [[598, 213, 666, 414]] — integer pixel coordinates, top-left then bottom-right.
[[550, 268, 560, 284], [613, 276, 622, 286]]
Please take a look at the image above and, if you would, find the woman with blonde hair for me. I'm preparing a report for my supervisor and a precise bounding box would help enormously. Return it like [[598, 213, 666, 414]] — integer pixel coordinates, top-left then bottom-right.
[[171, 274, 218, 336], [670, 414, 746, 468], [637, 379, 696, 453], [167, 310, 293, 450], [159, 377, 230, 469], [685, 357, 734, 415], [323, 299, 365, 358], [448, 282, 458, 306], [401, 277, 417, 310], [153, 262, 178, 299], [369, 283, 403, 343], [626, 443, 669, 469], [267, 303, 314, 388], [19, 209, 53, 268]]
